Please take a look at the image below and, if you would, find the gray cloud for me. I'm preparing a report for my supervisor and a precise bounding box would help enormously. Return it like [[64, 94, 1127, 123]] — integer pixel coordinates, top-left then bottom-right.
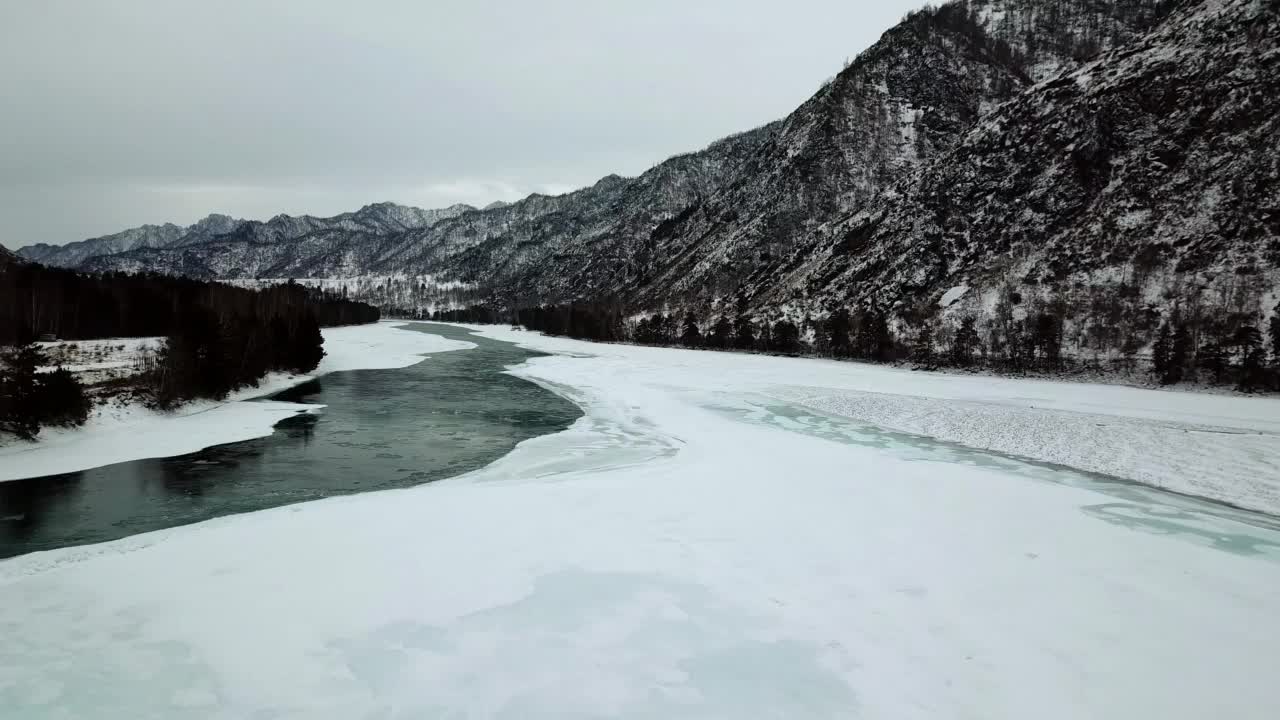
[[1, 0, 926, 247]]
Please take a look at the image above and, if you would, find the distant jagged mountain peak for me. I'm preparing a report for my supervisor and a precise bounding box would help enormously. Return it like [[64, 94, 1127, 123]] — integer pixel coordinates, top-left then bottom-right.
[[349, 201, 477, 229], [593, 174, 630, 189], [17, 221, 190, 267], [27, 199, 481, 274], [191, 212, 241, 229], [358, 200, 402, 211], [164, 213, 248, 247], [79, 200, 479, 279]]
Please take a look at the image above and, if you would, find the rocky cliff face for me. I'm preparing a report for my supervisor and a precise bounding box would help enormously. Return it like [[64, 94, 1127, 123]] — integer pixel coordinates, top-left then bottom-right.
[[758, 0, 1276, 326], [618, 0, 1177, 309], [378, 0, 1177, 308]]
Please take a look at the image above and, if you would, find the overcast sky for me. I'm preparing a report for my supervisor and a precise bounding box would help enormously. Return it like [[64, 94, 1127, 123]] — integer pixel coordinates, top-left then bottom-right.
[[1, 0, 925, 248]]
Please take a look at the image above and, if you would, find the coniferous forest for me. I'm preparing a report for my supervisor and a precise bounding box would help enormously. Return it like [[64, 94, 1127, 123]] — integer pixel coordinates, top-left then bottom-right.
[[425, 297, 1280, 394], [0, 258, 380, 439]]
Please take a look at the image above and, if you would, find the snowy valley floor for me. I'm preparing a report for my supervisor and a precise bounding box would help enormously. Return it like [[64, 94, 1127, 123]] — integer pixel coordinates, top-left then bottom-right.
[[1, 324, 1279, 719], [0, 322, 474, 482], [512, 331, 1280, 516]]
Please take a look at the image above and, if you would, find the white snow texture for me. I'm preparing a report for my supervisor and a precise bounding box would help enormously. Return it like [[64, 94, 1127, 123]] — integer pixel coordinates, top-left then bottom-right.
[[1, 324, 1277, 720]]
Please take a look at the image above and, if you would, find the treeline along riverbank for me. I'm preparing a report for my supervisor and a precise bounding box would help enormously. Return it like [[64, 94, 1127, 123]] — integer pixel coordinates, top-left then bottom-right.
[[1, 257, 380, 440]]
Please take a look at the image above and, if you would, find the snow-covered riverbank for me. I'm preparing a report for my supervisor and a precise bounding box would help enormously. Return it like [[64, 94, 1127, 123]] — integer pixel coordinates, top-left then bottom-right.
[[481, 327, 1280, 516], [0, 322, 473, 481], [1, 324, 1277, 719]]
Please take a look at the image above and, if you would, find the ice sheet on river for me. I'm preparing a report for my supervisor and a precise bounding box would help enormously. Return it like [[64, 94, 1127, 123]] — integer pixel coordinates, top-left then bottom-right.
[[1, 325, 1277, 719], [493, 327, 1280, 515]]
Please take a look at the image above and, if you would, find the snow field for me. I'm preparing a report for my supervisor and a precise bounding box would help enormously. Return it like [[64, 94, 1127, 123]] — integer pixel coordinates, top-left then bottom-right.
[[479, 326, 1280, 515], [0, 324, 1277, 718]]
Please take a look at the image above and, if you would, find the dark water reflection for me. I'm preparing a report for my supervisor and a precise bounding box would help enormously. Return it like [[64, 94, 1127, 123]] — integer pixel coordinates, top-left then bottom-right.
[[0, 324, 580, 559]]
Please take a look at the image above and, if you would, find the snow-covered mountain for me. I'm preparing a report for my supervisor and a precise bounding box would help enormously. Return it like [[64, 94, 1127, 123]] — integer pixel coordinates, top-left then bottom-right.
[[622, 0, 1179, 309], [17, 214, 249, 267], [764, 0, 1277, 324], [80, 201, 479, 279], [377, 125, 781, 303], [22, 202, 475, 272], [25, 0, 1276, 353], [18, 222, 192, 267], [75, 126, 776, 294]]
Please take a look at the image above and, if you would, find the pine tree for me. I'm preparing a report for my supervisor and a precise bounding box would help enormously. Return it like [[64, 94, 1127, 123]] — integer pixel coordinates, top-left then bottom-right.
[[269, 315, 291, 368], [0, 334, 45, 439], [771, 320, 800, 354], [632, 317, 653, 344], [951, 316, 980, 366], [1197, 337, 1228, 385], [1235, 324, 1267, 393], [226, 312, 271, 387], [1163, 323, 1191, 385], [756, 321, 773, 352], [911, 322, 935, 367], [709, 316, 732, 349], [679, 312, 702, 348], [1151, 322, 1172, 382], [1119, 332, 1141, 373], [653, 313, 676, 345], [730, 294, 756, 351], [153, 306, 233, 406], [733, 315, 755, 351], [290, 312, 325, 373], [825, 309, 852, 357], [37, 367, 91, 428], [1270, 302, 1280, 372], [1032, 313, 1062, 369], [855, 309, 894, 361]]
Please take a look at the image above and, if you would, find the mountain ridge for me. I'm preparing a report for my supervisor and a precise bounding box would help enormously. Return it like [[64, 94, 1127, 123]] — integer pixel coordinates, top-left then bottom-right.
[[763, 0, 1277, 319], [18, 201, 478, 269], [19, 0, 1277, 367]]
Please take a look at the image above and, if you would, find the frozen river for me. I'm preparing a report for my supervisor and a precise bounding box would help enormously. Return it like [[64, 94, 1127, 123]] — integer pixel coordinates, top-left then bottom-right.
[[0, 324, 579, 558], [2, 323, 1278, 719]]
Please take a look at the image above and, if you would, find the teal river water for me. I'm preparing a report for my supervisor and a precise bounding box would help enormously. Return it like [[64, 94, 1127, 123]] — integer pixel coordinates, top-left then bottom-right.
[[3, 322, 1279, 564], [0, 324, 580, 559]]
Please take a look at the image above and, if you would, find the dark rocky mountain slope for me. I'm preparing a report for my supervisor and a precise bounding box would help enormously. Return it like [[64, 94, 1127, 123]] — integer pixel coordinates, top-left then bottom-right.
[[620, 0, 1179, 309], [0, 243, 19, 267], [49, 0, 1175, 299], [749, 0, 1277, 356], [377, 124, 780, 304], [20, 0, 1276, 377]]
